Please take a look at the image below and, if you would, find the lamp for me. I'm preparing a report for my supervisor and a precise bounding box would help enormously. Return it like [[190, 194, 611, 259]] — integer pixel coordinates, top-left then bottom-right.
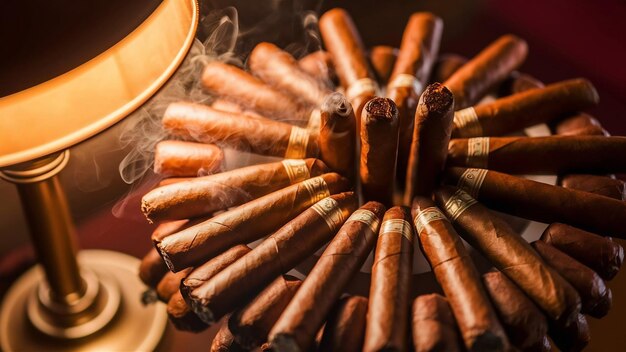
[[0, 0, 198, 350]]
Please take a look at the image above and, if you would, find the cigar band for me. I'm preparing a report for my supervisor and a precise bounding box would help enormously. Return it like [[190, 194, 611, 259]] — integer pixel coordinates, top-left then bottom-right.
[[466, 137, 490, 168], [312, 198, 345, 232], [414, 207, 448, 235], [346, 78, 378, 101], [282, 159, 310, 183], [285, 126, 310, 159], [302, 176, 330, 203], [380, 219, 413, 243], [306, 109, 322, 134], [457, 168, 488, 198], [443, 189, 477, 222], [347, 209, 380, 233], [387, 73, 423, 94], [453, 107, 482, 137]]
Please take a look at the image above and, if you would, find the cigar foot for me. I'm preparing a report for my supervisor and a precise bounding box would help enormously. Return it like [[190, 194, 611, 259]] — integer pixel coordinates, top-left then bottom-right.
[[155, 243, 176, 272], [270, 334, 302, 352], [191, 300, 215, 324]]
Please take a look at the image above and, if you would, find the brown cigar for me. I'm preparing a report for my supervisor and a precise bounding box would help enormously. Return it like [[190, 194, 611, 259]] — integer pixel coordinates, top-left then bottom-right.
[[319, 296, 368, 352], [532, 240, 612, 318], [156, 173, 348, 272], [447, 136, 626, 174], [404, 83, 454, 204], [364, 206, 413, 352], [498, 71, 544, 96], [369, 46, 397, 84], [210, 99, 244, 114], [429, 54, 467, 84], [249, 42, 332, 107], [434, 186, 581, 324], [167, 291, 208, 332], [540, 223, 624, 280], [154, 140, 223, 177], [269, 202, 385, 351], [552, 112, 607, 136], [157, 177, 194, 187], [201, 61, 307, 121], [482, 271, 548, 351], [411, 294, 463, 352], [412, 197, 508, 350], [211, 320, 247, 352], [163, 102, 319, 159], [444, 35, 528, 109], [549, 313, 590, 352], [156, 268, 192, 303], [230, 275, 302, 349], [298, 50, 336, 86], [560, 174, 625, 200], [359, 97, 399, 205], [451, 79, 599, 138], [445, 167, 626, 239], [190, 192, 358, 323], [318, 93, 356, 180], [142, 159, 329, 222]]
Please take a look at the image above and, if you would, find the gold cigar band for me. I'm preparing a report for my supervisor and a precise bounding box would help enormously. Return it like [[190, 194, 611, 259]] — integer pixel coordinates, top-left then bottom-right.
[[282, 159, 310, 184], [443, 189, 477, 222], [387, 73, 423, 94], [380, 218, 414, 243], [466, 137, 490, 168], [454, 107, 482, 137], [347, 209, 380, 234], [414, 207, 448, 235], [306, 109, 322, 134], [285, 126, 310, 158], [312, 197, 345, 232], [302, 176, 330, 204], [346, 78, 378, 101], [457, 168, 488, 198]]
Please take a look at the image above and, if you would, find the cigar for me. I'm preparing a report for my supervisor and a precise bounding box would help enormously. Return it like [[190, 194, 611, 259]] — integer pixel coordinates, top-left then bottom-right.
[[190, 192, 358, 323], [269, 202, 385, 351], [482, 271, 548, 351], [211, 320, 247, 352], [298, 50, 336, 87], [532, 240, 612, 318], [451, 79, 599, 138], [443, 35, 528, 109], [364, 206, 414, 352], [434, 186, 581, 324], [412, 197, 508, 351], [167, 291, 208, 332], [154, 140, 224, 177], [142, 159, 329, 222], [552, 112, 607, 136], [359, 97, 399, 205], [230, 275, 302, 349], [156, 268, 192, 303], [319, 296, 368, 352], [411, 294, 463, 352], [369, 46, 397, 84], [163, 102, 319, 159], [540, 223, 624, 280], [549, 313, 591, 352], [445, 167, 626, 239], [498, 71, 544, 96], [249, 42, 332, 107], [201, 61, 307, 121], [447, 136, 626, 174], [157, 177, 194, 187], [210, 99, 244, 114], [429, 54, 467, 84], [318, 93, 356, 180], [404, 83, 454, 204], [560, 174, 625, 200]]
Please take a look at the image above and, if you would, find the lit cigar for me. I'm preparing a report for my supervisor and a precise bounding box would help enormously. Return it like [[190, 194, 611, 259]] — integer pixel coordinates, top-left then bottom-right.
[[157, 173, 349, 272], [445, 167, 626, 239], [540, 223, 624, 280], [360, 97, 399, 206], [404, 83, 454, 204], [298, 50, 336, 86], [201, 61, 307, 121], [369, 46, 397, 84], [167, 291, 207, 332], [154, 140, 223, 177], [412, 197, 509, 350], [482, 271, 548, 351], [249, 42, 332, 107], [549, 313, 590, 352], [451, 79, 599, 138], [429, 54, 467, 84], [447, 136, 626, 174], [230, 275, 302, 349], [498, 71, 544, 96], [269, 202, 385, 351], [532, 241, 612, 318], [163, 102, 319, 159], [211, 320, 246, 352], [444, 34, 528, 109], [318, 93, 356, 180], [434, 186, 581, 324], [319, 296, 368, 352], [156, 268, 192, 303], [142, 159, 329, 222], [411, 294, 463, 352], [190, 192, 358, 323], [560, 174, 625, 200], [364, 206, 414, 352]]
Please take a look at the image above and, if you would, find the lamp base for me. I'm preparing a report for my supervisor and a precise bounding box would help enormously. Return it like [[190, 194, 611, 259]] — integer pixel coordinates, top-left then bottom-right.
[[0, 250, 168, 352]]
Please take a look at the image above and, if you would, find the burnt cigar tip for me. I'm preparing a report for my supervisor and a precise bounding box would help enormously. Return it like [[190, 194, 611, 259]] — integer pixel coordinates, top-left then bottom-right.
[[422, 83, 454, 113], [364, 97, 398, 120], [322, 92, 352, 117]]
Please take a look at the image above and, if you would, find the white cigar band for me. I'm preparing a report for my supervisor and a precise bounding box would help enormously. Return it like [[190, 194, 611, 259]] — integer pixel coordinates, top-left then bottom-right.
[[414, 207, 448, 235], [387, 73, 424, 94], [302, 176, 330, 203], [282, 159, 310, 184], [457, 168, 488, 198], [443, 189, 478, 222], [306, 109, 322, 134], [285, 126, 310, 159], [345, 78, 378, 101], [453, 107, 482, 137], [466, 137, 490, 168], [380, 218, 414, 243], [312, 197, 345, 232], [347, 209, 380, 234]]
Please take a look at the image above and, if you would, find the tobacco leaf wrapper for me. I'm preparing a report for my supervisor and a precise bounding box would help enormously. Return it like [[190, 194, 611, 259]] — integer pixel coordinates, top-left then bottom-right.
[[298, 50, 336, 87], [319, 296, 368, 352], [156, 268, 192, 303], [154, 140, 224, 177], [210, 318, 247, 352], [429, 54, 467, 84], [369, 45, 397, 84], [411, 294, 463, 352], [498, 71, 544, 96], [560, 174, 625, 201]]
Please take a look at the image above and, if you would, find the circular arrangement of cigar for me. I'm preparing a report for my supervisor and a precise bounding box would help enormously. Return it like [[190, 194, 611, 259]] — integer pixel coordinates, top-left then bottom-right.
[[138, 8, 626, 352]]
